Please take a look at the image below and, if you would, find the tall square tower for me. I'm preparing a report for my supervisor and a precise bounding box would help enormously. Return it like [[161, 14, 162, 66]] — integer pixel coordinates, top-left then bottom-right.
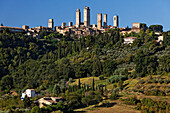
[[84, 6, 90, 27], [113, 15, 119, 27], [48, 19, 54, 29], [97, 13, 102, 29], [103, 14, 107, 29], [76, 9, 81, 26]]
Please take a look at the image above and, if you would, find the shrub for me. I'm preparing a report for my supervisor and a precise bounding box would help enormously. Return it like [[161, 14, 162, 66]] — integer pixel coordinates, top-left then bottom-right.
[[148, 75, 153, 80], [141, 98, 155, 107], [152, 78, 156, 83], [144, 89, 166, 96], [148, 85, 153, 89], [31, 106, 41, 113], [52, 102, 65, 111], [110, 88, 119, 100], [87, 73, 91, 77], [69, 78, 73, 83], [115, 88, 120, 94], [99, 75, 104, 80], [100, 101, 110, 107], [137, 73, 142, 78], [157, 75, 162, 79], [124, 96, 140, 105], [137, 77, 141, 80], [138, 89, 144, 93], [165, 89, 170, 94], [154, 85, 159, 88], [158, 78, 163, 84], [107, 75, 126, 83], [164, 79, 169, 84], [128, 74, 132, 79], [110, 92, 118, 100], [168, 74, 170, 78], [132, 88, 137, 92], [140, 98, 169, 113], [145, 79, 149, 84], [94, 94, 102, 103], [117, 80, 123, 89], [139, 79, 145, 84], [81, 91, 102, 107], [114, 68, 128, 75], [135, 84, 141, 89], [136, 103, 142, 110]]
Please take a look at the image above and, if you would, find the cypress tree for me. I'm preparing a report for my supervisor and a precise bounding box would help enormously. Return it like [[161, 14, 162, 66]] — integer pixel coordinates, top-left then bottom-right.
[[101, 86, 103, 96], [58, 45, 61, 59], [53, 84, 57, 94], [84, 84, 86, 91], [105, 84, 107, 91], [92, 78, 95, 91], [87, 85, 89, 91], [78, 78, 81, 89]]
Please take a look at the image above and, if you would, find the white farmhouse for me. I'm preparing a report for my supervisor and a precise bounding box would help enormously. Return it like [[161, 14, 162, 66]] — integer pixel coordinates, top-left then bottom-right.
[[21, 89, 36, 99]]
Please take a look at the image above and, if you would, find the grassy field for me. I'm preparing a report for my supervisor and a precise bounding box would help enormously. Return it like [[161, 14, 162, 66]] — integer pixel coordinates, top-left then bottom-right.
[[70, 77, 107, 87], [69, 75, 170, 112], [74, 100, 140, 113]]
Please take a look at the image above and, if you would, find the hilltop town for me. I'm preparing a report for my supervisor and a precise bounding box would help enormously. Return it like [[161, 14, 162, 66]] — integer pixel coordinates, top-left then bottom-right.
[[0, 6, 164, 43]]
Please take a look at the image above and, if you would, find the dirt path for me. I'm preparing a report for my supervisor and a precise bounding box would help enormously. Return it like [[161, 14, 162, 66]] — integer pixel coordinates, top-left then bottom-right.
[[75, 100, 140, 113]]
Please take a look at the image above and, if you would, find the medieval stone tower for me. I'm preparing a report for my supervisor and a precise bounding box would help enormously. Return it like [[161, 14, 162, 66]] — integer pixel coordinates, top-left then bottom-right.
[[76, 9, 81, 26], [84, 6, 90, 27], [69, 22, 73, 26], [113, 15, 119, 27], [48, 19, 54, 29], [103, 14, 107, 29], [97, 13, 102, 29]]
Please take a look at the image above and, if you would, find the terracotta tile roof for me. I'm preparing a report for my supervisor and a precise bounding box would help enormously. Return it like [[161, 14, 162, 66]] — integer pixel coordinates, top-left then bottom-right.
[[28, 89, 35, 91]]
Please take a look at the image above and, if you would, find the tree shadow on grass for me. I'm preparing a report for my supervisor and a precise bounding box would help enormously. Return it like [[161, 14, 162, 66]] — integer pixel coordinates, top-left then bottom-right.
[[64, 111, 86, 113], [96, 102, 117, 108], [72, 111, 86, 113]]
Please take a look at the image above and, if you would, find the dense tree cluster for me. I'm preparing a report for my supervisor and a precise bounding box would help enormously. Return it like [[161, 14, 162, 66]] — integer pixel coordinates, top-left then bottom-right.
[[0, 27, 169, 93]]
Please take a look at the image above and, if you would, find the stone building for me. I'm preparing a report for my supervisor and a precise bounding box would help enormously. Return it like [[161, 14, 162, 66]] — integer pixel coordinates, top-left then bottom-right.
[[0, 26, 25, 33], [103, 14, 107, 29], [84, 6, 90, 27], [48, 19, 54, 30], [22, 25, 29, 30], [131, 23, 147, 33], [113, 15, 119, 27], [21, 89, 38, 99], [76, 9, 81, 27], [97, 13, 102, 29], [38, 97, 63, 108], [69, 22, 73, 27], [61, 22, 67, 28], [132, 23, 140, 28]]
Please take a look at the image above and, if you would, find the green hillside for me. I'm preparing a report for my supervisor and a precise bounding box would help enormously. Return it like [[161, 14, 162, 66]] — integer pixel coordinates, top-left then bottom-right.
[[0, 29, 169, 112]]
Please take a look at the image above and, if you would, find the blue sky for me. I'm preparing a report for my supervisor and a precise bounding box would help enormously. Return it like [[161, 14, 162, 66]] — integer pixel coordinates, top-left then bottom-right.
[[1, 0, 170, 31]]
